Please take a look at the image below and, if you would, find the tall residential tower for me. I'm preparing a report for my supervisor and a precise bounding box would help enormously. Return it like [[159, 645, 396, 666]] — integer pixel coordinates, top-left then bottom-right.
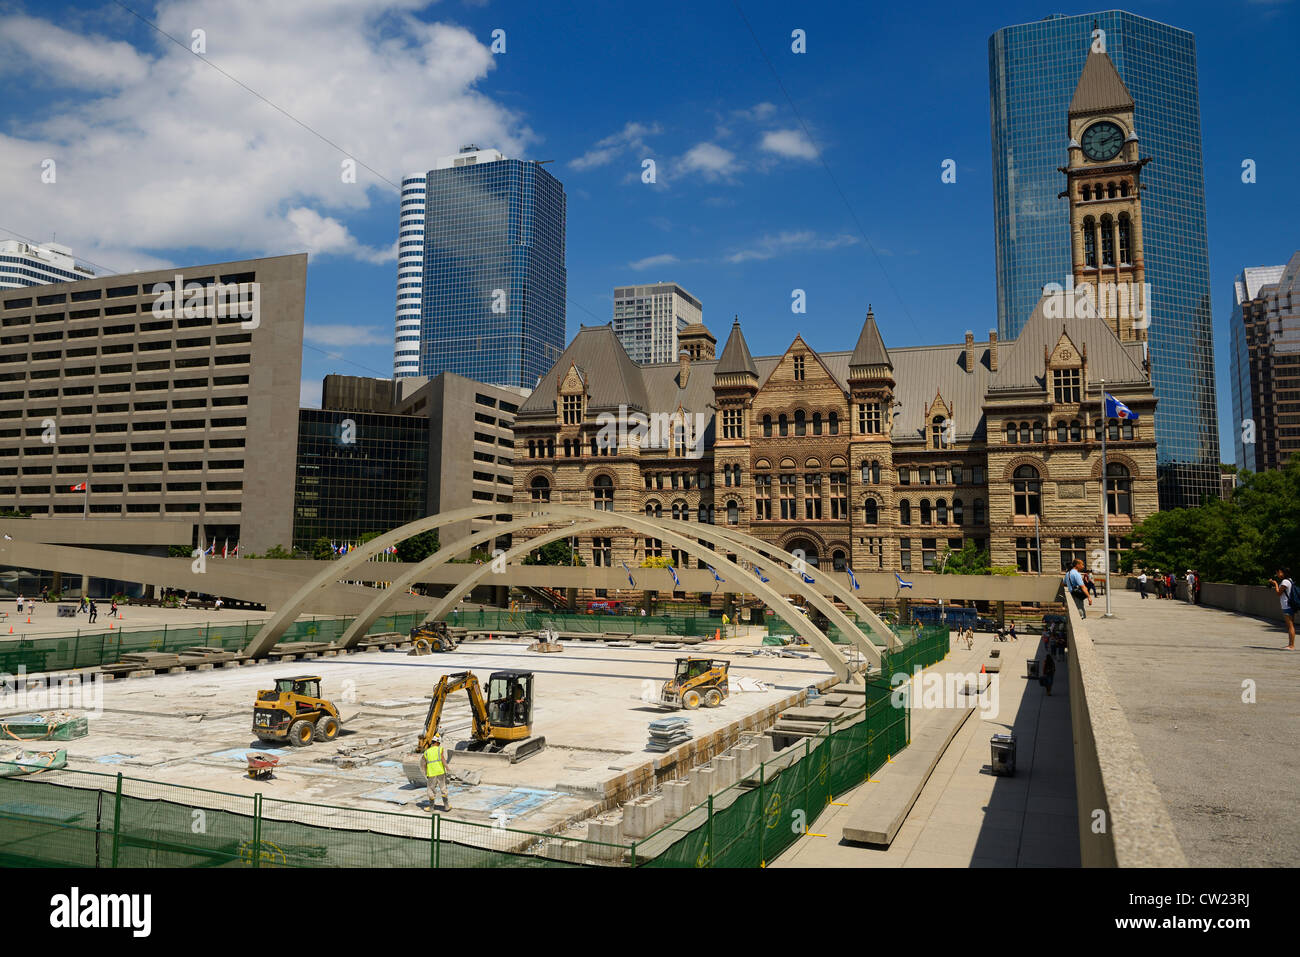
[[989, 11, 1218, 508], [393, 146, 566, 390], [611, 282, 703, 364]]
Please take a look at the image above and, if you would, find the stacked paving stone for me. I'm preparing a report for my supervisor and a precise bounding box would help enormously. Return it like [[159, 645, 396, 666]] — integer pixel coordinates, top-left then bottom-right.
[[646, 716, 692, 752]]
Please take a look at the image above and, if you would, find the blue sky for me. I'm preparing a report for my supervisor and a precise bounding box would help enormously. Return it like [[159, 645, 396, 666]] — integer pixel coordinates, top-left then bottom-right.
[[0, 0, 1296, 456]]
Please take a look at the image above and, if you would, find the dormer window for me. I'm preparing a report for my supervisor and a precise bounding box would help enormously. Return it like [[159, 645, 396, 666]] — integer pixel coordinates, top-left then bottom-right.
[[562, 393, 582, 424], [1053, 368, 1082, 404]]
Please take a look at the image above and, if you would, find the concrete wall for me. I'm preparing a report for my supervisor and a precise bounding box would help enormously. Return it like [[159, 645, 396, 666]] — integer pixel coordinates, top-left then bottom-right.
[[1064, 597, 1187, 867], [1197, 582, 1286, 622]]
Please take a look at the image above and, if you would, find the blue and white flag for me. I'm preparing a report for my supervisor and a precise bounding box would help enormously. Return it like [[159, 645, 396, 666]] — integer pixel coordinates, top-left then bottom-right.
[[755, 567, 771, 584], [668, 564, 680, 587], [846, 565, 860, 591], [895, 571, 913, 589], [1104, 392, 1139, 421], [801, 572, 816, 585], [709, 565, 724, 584], [621, 561, 636, 588]]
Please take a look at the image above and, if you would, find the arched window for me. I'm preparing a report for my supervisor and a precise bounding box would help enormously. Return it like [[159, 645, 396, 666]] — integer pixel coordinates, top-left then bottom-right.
[[1032, 421, 1044, 444], [546, 439, 554, 458], [919, 499, 932, 525], [812, 412, 822, 435], [778, 414, 788, 437], [1100, 214, 1115, 266], [763, 414, 772, 437], [1020, 422, 1033, 444], [1118, 214, 1131, 264], [974, 498, 985, 525], [899, 499, 911, 525], [1106, 463, 1132, 515], [937, 498, 948, 524], [527, 440, 535, 458], [828, 411, 839, 435], [698, 505, 708, 523], [832, 550, 847, 573], [1013, 465, 1041, 516], [670, 501, 682, 521], [1056, 421, 1067, 443], [795, 409, 806, 436], [1082, 184, 1092, 201], [864, 499, 879, 525], [726, 500, 739, 525], [593, 474, 613, 511], [1083, 216, 1097, 268], [1070, 420, 1082, 442], [1107, 181, 1117, 199], [953, 498, 964, 525], [707, 505, 716, 524], [530, 476, 550, 504], [1120, 180, 1130, 197], [1006, 422, 1017, 444], [787, 539, 819, 568]]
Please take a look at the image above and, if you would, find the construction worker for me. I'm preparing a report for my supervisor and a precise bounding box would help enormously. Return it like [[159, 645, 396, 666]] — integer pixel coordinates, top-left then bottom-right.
[[424, 733, 451, 812]]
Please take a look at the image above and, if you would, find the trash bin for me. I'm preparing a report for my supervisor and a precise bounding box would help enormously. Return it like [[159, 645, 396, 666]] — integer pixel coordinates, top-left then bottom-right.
[[990, 733, 1016, 776], [1026, 658, 1040, 679]]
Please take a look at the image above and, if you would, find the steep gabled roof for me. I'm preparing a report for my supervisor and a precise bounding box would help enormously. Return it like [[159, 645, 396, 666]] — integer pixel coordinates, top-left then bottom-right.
[[989, 295, 1147, 393], [518, 324, 649, 415], [715, 318, 758, 376], [849, 307, 892, 370], [1069, 50, 1134, 116]]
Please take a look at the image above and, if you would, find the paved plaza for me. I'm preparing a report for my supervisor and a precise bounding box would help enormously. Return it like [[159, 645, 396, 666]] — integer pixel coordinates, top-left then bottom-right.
[[774, 629, 1078, 867], [1087, 589, 1300, 867]]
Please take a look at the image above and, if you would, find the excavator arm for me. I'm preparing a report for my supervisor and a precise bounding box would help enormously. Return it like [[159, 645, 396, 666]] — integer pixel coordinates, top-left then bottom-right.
[[417, 671, 495, 752]]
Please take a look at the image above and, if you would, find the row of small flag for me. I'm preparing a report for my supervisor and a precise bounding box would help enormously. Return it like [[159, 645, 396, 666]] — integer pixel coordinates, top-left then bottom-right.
[[617, 559, 912, 592], [334, 542, 399, 557], [198, 540, 239, 558]]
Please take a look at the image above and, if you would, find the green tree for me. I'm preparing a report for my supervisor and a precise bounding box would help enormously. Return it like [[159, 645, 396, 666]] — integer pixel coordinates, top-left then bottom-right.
[[311, 537, 336, 561], [245, 544, 299, 560], [938, 542, 991, 575], [523, 539, 582, 566], [396, 529, 440, 564]]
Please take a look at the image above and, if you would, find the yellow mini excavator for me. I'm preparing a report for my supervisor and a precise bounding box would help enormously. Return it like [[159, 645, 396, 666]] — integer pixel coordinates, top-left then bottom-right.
[[414, 670, 546, 765]]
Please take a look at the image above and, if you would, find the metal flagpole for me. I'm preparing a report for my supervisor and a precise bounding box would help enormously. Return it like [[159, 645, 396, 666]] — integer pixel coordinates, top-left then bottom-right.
[[1100, 378, 1114, 618], [83, 483, 88, 520]]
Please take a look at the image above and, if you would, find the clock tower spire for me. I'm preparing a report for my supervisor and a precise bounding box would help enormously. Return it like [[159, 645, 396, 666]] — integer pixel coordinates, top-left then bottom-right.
[[1059, 45, 1151, 344]]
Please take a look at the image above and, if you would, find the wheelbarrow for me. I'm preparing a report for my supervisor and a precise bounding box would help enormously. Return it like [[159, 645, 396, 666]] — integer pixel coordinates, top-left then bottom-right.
[[246, 751, 280, 780]]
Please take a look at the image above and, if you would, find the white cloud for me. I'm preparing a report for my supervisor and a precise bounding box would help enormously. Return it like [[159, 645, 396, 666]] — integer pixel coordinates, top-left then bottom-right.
[[570, 121, 661, 170], [299, 377, 323, 408], [304, 323, 391, 347], [760, 129, 818, 161], [724, 231, 859, 263], [679, 142, 736, 180], [0, 0, 528, 270], [628, 253, 679, 271]]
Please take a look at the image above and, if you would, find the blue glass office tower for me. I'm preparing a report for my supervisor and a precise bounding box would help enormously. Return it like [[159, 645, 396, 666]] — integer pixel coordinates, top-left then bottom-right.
[[989, 12, 1219, 508], [407, 147, 566, 390]]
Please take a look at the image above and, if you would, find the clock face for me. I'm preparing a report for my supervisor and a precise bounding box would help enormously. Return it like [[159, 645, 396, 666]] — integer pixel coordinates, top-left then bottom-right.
[[1081, 121, 1124, 162]]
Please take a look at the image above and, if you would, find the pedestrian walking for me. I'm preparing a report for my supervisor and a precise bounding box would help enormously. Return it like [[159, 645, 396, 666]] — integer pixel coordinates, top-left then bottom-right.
[[15, 595, 23, 615], [110, 598, 118, 618], [1083, 570, 1097, 598], [1272, 567, 1297, 651], [87, 600, 97, 624], [1065, 559, 1093, 619], [423, 733, 452, 812], [1193, 570, 1202, 605], [1040, 652, 1056, 696], [1137, 570, 1148, 599]]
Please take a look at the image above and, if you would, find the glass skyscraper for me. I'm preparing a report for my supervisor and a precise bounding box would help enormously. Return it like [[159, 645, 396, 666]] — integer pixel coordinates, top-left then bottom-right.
[[401, 146, 566, 390], [989, 12, 1219, 508]]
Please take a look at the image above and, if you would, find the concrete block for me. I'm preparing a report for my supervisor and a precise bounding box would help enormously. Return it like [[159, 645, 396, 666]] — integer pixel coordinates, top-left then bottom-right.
[[692, 766, 716, 798], [663, 779, 692, 818], [222, 661, 241, 668], [550, 839, 584, 864], [168, 666, 186, 674], [301, 652, 318, 660], [622, 796, 665, 839], [195, 663, 214, 671], [733, 743, 759, 777], [127, 670, 155, 679], [585, 817, 624, 860], [712, 755, 738, 789], [322, 650, 338, 657], [755, 735, 775, 763]]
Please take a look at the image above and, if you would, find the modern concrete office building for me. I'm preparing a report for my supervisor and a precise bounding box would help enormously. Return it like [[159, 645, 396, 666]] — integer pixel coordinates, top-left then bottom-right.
[[612, 282, 703, 365], [0, 240, 94, 289], [294, 372, 525, 551], [0, 254, 306, 553], [989, 11, 1218, 508], [396, 146, 567, 390], [1229, 253, 1300, 473]]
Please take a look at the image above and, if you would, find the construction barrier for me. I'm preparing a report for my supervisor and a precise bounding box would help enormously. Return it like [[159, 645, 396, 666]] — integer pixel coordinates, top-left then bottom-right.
[[0, 613, 430, 676]]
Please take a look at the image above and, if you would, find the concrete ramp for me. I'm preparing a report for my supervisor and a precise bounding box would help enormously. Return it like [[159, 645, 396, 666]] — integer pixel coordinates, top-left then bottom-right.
[[842, 705, 974, 847]]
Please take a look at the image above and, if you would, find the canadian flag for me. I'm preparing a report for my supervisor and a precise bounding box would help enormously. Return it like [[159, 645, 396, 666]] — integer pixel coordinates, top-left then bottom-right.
[[70, 482, 87, 492]]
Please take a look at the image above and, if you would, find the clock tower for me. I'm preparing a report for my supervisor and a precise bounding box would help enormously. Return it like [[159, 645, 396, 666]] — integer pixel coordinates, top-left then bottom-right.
[[1059, 41, 1151, 344]]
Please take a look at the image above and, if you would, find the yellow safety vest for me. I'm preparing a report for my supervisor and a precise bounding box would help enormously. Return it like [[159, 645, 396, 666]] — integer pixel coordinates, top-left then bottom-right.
[[424, 744, 445, 777]]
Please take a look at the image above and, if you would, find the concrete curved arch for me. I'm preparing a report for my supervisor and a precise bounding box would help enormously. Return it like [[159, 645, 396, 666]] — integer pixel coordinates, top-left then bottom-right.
[[243, 505, 529, 658], [420, 510, 857, 681], [334, 514, 604, 650]]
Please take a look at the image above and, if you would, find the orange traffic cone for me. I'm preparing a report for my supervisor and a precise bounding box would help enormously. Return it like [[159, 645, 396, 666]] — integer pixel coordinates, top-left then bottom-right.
[[109, 621, 114, 630], [714, 628, 721, 641], [7, 626, 11, 634], [980, 664, 986, 674], [25, 616, 31, 624]]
